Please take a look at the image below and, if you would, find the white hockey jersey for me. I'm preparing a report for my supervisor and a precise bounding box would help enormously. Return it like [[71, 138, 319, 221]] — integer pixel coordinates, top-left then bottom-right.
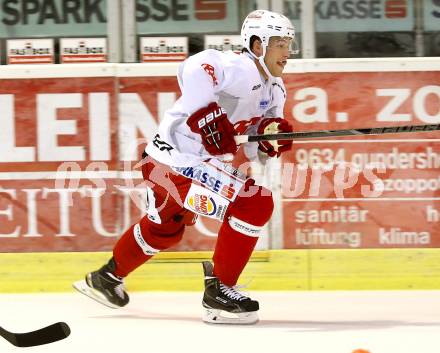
[[145, 49, 287, 167]]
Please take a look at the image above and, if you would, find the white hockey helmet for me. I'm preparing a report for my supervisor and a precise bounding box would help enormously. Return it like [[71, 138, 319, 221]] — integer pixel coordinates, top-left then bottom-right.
[[241, 9, 298, 58]]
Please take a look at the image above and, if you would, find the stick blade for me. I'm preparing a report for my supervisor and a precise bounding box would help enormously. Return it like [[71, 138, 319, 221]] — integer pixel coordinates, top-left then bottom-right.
[[1, 322, 70, 347]]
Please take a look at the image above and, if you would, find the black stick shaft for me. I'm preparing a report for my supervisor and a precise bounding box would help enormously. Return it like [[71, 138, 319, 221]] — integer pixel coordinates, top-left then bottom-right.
[[236, 123, 440, 143]]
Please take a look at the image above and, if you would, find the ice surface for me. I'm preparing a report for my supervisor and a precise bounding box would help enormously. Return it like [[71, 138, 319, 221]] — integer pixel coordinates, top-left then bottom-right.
[[1, 290, 439, 353]]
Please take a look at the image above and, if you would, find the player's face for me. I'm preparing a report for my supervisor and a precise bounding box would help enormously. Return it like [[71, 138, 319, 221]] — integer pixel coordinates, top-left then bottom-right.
[[264, 37, 291, 77]]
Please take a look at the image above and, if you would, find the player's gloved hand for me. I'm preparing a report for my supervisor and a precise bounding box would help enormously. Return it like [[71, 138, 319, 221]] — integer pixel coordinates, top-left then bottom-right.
[[187, 102, 238, 156], [257, 117, 293, 158]]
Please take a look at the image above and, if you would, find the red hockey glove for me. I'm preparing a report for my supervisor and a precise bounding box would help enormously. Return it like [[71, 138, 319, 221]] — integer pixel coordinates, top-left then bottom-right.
[[187, 102, 237, 156], [257, 118, 293, 158]]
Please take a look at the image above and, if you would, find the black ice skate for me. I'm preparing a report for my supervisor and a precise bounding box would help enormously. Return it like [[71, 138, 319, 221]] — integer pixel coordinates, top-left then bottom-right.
[[202, 261, 259, 324], [73, 258, 129, 309]]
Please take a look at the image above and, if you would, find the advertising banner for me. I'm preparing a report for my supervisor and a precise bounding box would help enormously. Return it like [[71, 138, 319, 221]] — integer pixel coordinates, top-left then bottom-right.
[[0, 76, 118, 251], [136, 0, 239, 34], [6, 38, 54, 64], [60, 38, 107, 63], [0, 0, 107, 38], [284, 0, 414, 32], [140, 37, 188, 62], [0, 1, 423, 39], [204, 35, 242, 54], [0, 74, 222, 252], [1, 65, 439, 251], [0, 0, 239, 38], [282, 70, 440, 249]]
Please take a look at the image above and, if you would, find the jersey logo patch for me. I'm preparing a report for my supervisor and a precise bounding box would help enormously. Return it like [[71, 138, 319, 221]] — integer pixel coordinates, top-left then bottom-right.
[[201, 63, 218, 86], [187, 194, 217, 216], [153, 134, 173, 154], [259, 99, 269, 110]]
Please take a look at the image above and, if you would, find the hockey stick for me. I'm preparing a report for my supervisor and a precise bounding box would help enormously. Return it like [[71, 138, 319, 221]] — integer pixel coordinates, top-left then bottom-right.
[[0, 322, 70, 347], [234, 123, 440, 144]]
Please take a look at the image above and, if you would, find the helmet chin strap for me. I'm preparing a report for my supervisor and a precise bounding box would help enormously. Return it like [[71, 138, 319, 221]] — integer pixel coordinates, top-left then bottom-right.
[[247, 45, 274, 81], [258, 56, 274, 81]]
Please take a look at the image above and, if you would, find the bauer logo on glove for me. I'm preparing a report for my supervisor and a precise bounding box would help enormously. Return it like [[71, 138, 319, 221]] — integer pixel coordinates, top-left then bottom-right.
[[197, 106, 227, 129], [257, 117, 293, 158], [187, 102, 238, 156]]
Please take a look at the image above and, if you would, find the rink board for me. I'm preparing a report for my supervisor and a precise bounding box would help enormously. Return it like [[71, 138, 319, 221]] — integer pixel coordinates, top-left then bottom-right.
[[1, 59, 440, 252], [1, 59, 440, 296], [1, 249, 440, 293]]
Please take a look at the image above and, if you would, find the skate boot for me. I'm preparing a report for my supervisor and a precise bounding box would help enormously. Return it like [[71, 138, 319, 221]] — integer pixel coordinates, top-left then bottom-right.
[[202, 261, 259, 324], [73, 257, 129, 309]]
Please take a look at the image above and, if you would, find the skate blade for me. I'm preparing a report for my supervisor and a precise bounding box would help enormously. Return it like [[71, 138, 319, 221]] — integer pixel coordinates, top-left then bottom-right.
[[73, 280, 120, 309], [202, 308, 259, 325]]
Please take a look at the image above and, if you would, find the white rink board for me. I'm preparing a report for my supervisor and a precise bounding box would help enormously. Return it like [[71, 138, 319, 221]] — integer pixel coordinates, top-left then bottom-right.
[[0, 57, 439, 79], [1, 291, 440, 353]]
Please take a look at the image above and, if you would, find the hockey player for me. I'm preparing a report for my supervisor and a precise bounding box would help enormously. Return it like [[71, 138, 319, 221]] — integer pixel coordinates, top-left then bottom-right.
[[74, 9, 298, 324]]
